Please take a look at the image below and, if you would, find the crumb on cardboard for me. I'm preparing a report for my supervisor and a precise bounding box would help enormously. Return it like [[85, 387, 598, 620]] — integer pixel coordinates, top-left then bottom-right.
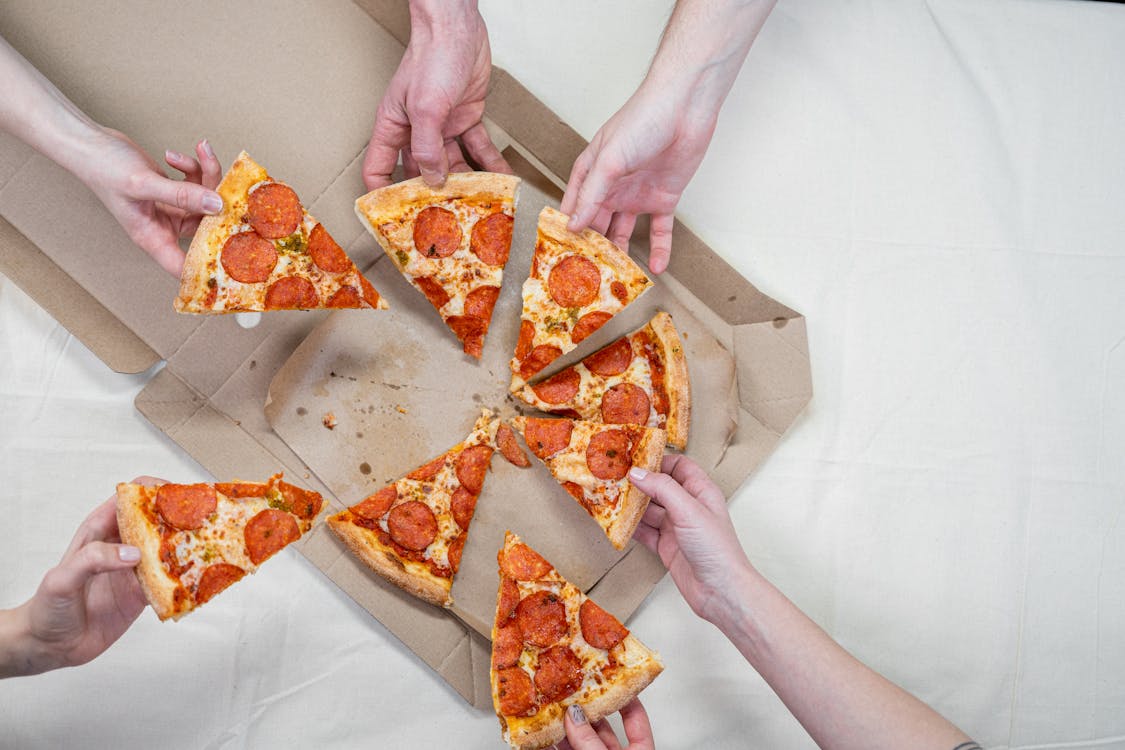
[[396, 405, 408, 414], [323, 412, 337, 430]]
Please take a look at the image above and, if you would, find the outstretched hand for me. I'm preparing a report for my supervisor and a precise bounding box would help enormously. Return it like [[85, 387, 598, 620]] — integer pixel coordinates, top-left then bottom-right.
[[81, 131, 223, 276], [628, 454, 754, 624], [362, 1, 510, 190], [558, 700, 655, 750]]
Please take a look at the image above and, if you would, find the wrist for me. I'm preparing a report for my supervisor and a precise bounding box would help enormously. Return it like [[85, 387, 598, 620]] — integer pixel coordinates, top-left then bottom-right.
[[0, 604, 55, 678], [409, 0, 480, 35]]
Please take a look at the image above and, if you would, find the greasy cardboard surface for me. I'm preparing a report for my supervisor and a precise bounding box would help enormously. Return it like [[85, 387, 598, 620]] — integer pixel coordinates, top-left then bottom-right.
[[0, 0, 811, 711]]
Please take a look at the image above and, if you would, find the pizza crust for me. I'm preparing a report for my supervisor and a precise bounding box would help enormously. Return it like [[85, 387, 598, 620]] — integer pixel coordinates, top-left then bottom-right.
[[356, 172, 521, 222], [647, 312, 691, 450], [327, 514, 452, 608], [537, 207, 652, 296], [607, 428, 668, 550], [115, 483, 182, 621]]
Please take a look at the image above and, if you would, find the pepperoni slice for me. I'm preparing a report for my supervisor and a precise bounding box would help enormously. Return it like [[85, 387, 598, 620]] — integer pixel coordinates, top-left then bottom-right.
[[611, 280, 629, 304], [274, 481, 323, 519], [501, 542, 554, 581], [516, 591, 568, 648], [247, 183, 302, 239], [601, 383, 651, 425], [407, 453, 447, 482], [548, 255, 601, 308], [496, 423, 531, 467], [531, 369, 580, 405], [413, 206, 461, 257], [535, 646, 583, 703], [352, 486, 396, 520], [520, 345, 562, 381], [562, 481, 585, 505], [244, 509, 300, 565], [583, 338, 633, 377], [456, 444, 493, 494], [571, 311, 613, 344], [415, 276, 451, 310], [214, 483, 263, 499], [265, 276, 318, 309], [195, 563, 246, 605], [586, 429, 634, 481], [358, 275, 382, 308], [155, 484, 217, 530], [515, 320, 534, 361], [221, 232, 278, 284], [448, 531, 467, 573], [450, 485, 478, 531], [497, 577, 520, 623], [580, 599, 629, 650], [465, 285, 500, 322], [326, 286, 361, 308], [492, 620, 522, 670], [470, 212, 514, 266], [496, 667, 536, 716], [387, 500, 438, 551], [308, 223, 352, 273], [447, 315, 487, 358], [521, 418, 574, 460]]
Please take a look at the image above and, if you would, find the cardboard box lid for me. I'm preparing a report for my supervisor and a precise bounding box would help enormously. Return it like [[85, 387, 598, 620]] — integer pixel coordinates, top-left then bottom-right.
[[0, 0, 811, 710]]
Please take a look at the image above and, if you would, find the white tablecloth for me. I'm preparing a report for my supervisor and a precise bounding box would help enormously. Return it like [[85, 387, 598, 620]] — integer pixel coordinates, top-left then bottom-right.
[[2, 1, 1123, 747]]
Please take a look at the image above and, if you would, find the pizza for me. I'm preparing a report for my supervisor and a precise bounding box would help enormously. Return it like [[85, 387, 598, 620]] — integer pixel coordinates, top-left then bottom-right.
[[327, 411, 498, 607], [354, 173, 521, 358], [116, 475, 323, 621], [515, 311, 691, 449], [491, 531, 663, 750], [510, 417, 666, 550], [175, 151, 386, 313], [509, 207, 652, 391]]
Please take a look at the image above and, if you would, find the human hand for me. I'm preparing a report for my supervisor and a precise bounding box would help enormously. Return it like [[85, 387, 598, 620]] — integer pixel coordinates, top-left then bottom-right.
[[558, 699, 655, 750], [560, 82, 718, 275], [0, 482, 154, 678], [362, 0, 511, 190], [628, 455, 754, 625], [79, 129, 223, 276]]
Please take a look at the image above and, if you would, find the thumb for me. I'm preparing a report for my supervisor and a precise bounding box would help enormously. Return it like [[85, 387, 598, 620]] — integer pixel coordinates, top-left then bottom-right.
[[563, 704, 607, 750], [628, 466, 696, 526], [133, 174, 223, 215], [40, 542, 140, 602]]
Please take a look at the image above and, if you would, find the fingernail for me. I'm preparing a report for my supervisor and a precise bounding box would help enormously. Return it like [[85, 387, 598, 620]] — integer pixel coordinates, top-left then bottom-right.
[[165, 150, 183, 162], [202, 192, 223, 213], [421, 168, 444, 186], [568, 704, 587, 725], [629, 467, 648, 481], [118, 546, 141, 562], [201, 139, 215, 158]]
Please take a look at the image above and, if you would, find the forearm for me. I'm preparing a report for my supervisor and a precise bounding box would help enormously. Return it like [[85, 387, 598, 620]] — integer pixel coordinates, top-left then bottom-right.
[[642, 0, 777, 118], [0, 37, 103, 182], [713, 567, 972, 750], [0, 604, 54, 679], [408, 0, 480, 36]]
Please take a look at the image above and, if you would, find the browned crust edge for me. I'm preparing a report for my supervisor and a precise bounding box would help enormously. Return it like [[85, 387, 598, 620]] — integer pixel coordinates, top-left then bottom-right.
[[607, 428, 667, 550], [115, 483, 181, 621], [537, 207, 652, 296], [327, 513, 452, 608], [355, 172, 521, 224], [646, 312, 691, 450]]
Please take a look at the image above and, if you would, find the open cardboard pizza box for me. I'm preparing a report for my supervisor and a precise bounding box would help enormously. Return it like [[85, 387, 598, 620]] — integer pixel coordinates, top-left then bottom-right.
[[0, 0, 812, 709]]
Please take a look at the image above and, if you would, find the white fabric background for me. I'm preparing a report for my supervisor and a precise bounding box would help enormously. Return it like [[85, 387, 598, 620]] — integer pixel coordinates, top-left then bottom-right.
[[2, 1, 1123, 747]]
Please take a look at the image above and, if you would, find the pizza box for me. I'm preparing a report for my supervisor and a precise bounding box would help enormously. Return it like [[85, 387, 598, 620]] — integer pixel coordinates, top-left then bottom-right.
[[0, 0, 812, 710]]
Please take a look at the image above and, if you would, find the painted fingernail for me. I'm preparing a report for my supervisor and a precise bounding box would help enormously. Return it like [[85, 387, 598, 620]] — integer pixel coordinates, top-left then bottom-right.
[[202, 192, 223, 213], [118, 545, 141, 562], [165, 150, 183, 162], [629, 467, 648, 481], [568, 704, 587, 725], [201, 139, 215, 158]]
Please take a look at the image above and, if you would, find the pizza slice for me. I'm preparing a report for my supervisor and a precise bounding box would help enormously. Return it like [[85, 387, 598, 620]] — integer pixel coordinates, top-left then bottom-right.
[[176, 151, 387, 313], [491, 531, 663, 750], [515, 311, 691, 449], [509, 207, 652, 392], [510, 416, 666, 550], [116, 475, 323, 621], [354, 173, 521, 358], [327, 411, 498, 607]]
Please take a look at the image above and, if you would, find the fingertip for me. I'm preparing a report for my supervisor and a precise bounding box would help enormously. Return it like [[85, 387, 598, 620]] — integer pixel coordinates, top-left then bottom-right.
[[202, 191, 223, 214], [164, 149, 184, 165], [117, 545, 141, 564]]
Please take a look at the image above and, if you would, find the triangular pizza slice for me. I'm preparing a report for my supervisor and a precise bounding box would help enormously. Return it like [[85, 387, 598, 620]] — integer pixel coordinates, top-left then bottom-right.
[[116, 475, 323, 621], [515, 311, 691, 449], [176, 151, 386, 313], [491, 531, 663, 750], [354, 173, 521, 358], [509, 207, 652, 391], [510, 416, 666, 550], [327, 411, 498, 607]]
